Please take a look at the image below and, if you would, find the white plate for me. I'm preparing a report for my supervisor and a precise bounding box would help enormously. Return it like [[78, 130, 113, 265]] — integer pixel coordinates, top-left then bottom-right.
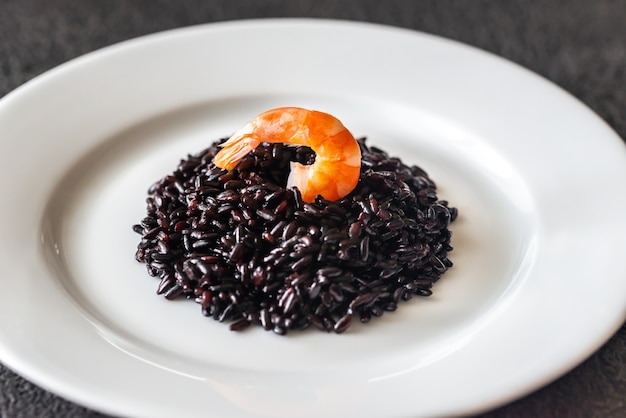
[[1, 19, 625, 418]]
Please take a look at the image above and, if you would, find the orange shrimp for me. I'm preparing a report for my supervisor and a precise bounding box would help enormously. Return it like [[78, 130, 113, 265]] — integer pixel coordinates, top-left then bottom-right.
[[213, 107, 361, 202]]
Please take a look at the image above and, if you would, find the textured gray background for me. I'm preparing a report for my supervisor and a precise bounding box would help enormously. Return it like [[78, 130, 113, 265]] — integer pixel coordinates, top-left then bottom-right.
[[1, 1, 625, 417]]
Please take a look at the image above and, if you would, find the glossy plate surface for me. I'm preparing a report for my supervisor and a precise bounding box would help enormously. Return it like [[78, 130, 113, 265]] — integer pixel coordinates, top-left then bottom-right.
[[0, 19, 625, 418]]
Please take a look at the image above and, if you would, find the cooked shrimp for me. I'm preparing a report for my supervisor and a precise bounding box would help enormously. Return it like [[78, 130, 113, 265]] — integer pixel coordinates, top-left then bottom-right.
[[213, 107, 361, 202]]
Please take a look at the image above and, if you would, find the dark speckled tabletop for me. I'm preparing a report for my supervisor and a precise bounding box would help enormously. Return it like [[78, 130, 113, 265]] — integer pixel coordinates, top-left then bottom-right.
[[1, 1, 625, 417]]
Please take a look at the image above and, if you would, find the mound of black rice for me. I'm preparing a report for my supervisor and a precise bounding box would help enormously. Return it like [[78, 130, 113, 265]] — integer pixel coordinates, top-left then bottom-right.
[[133, 138, 457, 335]]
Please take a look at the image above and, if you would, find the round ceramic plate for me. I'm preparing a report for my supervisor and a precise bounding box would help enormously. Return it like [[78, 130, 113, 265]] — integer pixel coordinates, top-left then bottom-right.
[[0, 19, 625, 418]]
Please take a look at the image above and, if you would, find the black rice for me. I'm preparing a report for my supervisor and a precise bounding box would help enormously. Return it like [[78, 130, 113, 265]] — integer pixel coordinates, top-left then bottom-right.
[[133, 137, 457, 335]]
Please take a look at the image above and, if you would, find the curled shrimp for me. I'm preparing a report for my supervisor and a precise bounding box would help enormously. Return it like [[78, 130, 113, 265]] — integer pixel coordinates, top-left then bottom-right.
[[213, 107, 361, 202]]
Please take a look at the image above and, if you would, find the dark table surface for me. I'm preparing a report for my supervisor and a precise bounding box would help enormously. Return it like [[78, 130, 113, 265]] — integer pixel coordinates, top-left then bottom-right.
[[1, 1, 625, 417]]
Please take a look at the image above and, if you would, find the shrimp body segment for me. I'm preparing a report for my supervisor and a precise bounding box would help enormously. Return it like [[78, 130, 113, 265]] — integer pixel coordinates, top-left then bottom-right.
[[213, 107, 361, 202]]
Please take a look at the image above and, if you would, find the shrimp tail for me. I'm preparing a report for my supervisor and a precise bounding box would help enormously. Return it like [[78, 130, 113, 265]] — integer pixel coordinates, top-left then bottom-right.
[[214, 123, 260, 170]]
